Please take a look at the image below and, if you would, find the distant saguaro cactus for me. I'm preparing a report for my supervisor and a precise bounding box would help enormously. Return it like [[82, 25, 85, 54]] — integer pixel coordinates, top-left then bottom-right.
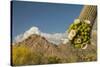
[[68, 5, 97, 49]]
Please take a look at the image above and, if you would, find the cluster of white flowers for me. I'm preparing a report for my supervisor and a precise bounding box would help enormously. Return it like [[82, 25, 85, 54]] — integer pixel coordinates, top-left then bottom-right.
[[68, 30, 76, 40], [67, 19, 91, 49]]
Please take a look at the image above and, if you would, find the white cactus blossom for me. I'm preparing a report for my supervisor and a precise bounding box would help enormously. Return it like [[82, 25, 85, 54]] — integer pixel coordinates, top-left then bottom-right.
[[74, 19, 80, 24], [68, 30, 76, 40], [81, 43, 88, 49], [76, 38, 81, 43], [84, 20, 91, 24]]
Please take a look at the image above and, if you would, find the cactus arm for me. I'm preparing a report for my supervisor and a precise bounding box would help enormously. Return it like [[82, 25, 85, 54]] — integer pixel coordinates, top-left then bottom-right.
[[68, 5, 97, 49], [78, 5, 97, 25]]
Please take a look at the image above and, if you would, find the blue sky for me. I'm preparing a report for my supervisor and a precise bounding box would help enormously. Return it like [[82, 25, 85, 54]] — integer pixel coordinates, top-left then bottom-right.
[[12, 1, 83, 38]]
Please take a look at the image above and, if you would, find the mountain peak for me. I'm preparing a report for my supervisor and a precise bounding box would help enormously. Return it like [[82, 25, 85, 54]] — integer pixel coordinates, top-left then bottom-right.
[[14, 26, 68, 45]]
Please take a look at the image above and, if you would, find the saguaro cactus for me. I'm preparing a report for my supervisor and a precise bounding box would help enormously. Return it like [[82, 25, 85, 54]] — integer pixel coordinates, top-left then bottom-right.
[[78, 5, 97, 25], [68, 5, 97, 49]]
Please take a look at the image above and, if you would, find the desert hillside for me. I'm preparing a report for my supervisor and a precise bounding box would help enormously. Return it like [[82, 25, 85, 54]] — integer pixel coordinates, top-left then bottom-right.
[[12, 26, 97, 65]]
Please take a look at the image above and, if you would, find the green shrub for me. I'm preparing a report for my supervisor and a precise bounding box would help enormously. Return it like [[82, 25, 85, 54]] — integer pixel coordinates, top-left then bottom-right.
[[12, 45, 42, 66], [47, 56, 61, 64]]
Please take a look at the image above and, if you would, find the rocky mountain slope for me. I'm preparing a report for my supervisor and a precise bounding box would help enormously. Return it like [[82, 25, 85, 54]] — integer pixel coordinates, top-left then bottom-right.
[[12, 32, 97, 66]]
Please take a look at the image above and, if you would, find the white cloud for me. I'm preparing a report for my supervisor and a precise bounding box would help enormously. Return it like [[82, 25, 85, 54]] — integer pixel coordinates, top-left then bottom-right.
[[14, 34, 23, 43], [23, 26, 40, 39], [41, 32, 67, 44], [14, 26, 40, 43], [14, 26, 68, 45]]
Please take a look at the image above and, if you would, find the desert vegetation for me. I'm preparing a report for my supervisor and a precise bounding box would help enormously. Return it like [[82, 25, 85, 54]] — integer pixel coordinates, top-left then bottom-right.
[[12, 37, 97, 66]]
